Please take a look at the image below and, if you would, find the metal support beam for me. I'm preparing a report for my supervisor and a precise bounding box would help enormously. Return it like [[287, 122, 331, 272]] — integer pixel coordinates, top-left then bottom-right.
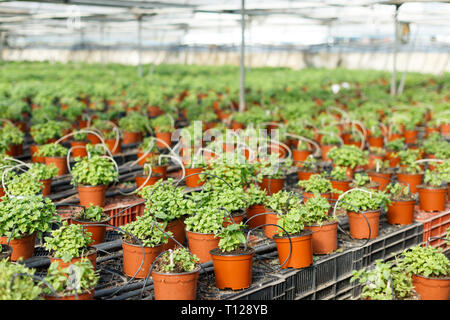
[[390, 4, 400, 96], [137, 14, 143, 77], [239, 0, 245, 112]]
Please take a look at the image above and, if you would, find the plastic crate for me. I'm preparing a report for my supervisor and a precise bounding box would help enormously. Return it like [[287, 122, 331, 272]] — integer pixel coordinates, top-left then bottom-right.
[[103, 195, 146, 228], [414, 206, 450, 250], [223, 276, 286, 300]]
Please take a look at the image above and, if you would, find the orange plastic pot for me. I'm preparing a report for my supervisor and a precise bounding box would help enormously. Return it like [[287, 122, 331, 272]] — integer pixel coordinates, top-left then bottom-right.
[[0, 233, 36, 261], [155, 131, 172, 149], [70, 141, 88, 158], [321, 145, 336, 161], [304, 220, 338, 255], [152, 165, 167, 180], [135, 173, 162, 189], [259, 176, 285, 195], [389, 133, 403, 141], [185, 167, 205, 188], [440, 123, 450, 136], [385, 151, 400, 168], [367, 136, 384, 148], [77, 184, 107, 207], [264, 213, 281, 239], [87, 133, 102, 145], [302, 192, 331, 204], [404, 130, 418, 144], [49, 247, 97, 270], [397, 173, 423, 194], [386, 199, 416, 225], [330, 179, 351, 200], [186, 231, 220, 264], [223, 212, 245, 227], [245, 204, 267, 229], [45, 157, 67, 176], [412, 274, 450, 300], [297, 170, 315, 181], [147, 105, 164, 117], [151, 266, 200, 300], [43, 290, 95, 300], [5, 143, 23, 157], [105, 138, 122, 155], [367, 154, 384, 170], [418, 186, 447, 212], [210, 247, 255, 290], [292, 149, 311, 163], [71, 218, 107, 245], [41, 179, 52, 196], [122, 131, 142, 145], [30, 145, 45, 163], [161, 218, 186, 252], [347, 210, 380, 239], [273, 230, 313, 269], [367, 171, 392, 191], [136, 150, 156, 167], [122, 241, 164, 279]]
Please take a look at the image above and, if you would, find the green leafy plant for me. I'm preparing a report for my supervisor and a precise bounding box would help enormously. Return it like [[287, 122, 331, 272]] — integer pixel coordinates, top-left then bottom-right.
[[121, 215, 171, 247], [28, 162, 59, 181], [321, 133, 341, 146], [85, 143, 108, 156], [351, 259, 416, 300], [72, 131, 88, 141], [153, 247, 200, 273], [0, 195, 59, 240], [243, 183, 267, 206], [44, 221, 93, 262], [276, 205, 306, 235], [0, 122, 24, 151], [329, 166, 349, 181], [151, 114, 174, 133], [327, 145, 368, 169], [350, 173, 374, 188], [71, 155, 119, 186], [119, 111, 149, 133], [4, 172, 43, 196], [301, 195, 336, 225], [298, 156, 318, 172], [339, 189, 390, 212], [396, 245, 450, 278], [30, 121, 64, 145], [257, 154, 292, 179], [35, 143, 68, 157], [0, 259, 43, 300], [297, 174, 338, 194], [385, 138, 405, 152], [385, 183, 415, 201], [184, 207, 226, 234], [266, 190, 302, 214], [73, 204, 108, 222], [42, 259, 99, 296], [217, 223, 247, 252], [423, 169, 445, 188]]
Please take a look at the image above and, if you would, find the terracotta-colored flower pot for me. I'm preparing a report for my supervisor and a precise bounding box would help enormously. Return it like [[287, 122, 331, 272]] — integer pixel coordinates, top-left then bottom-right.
[[161, 218, 186, 252], [259, 176, 285, 195], [367, 154, 384, 170], [77, 184, 107, 207], [151, 267, 200, 300], [292, 149, 311, 163], [155, 131, 172, 149], [347, 210, 380, 239], [368, 171, 392, 191], [147, 106, 164, 118], [152, 165, 167, 180], [122, 241, 164, 279], [186, 231, 220, 264], [71, 218, 107, 245], [43, 289, 95, 300], [264, 213, 281, 239], [389, 133, 403, 141], [321, 145, 336, 161], [425, 126, 439, 138], [302, 192, 331, 204], [341, 133, 351, 144], [210, 247, 255, 290], [385, 151, 400, 167], [386, 199, 416, 225], [230, 121, 244, 131], [135, 173, 162, 189], [30, 145, 45, 163], [245, 204, 267, 229], [412, 274, 450, 300], [70, 141, 88, 158], [49, 247, 97, 270], [45, 157, 67, 176], [330, 180, 351, 200], [0, 233, 36, 261], [417, 186, 447, 212], [404, 130, 418, 144], [136, 150, 156, 167], [105, 138, 122, 155], [122, 131, 142, 145], [440, 123, 450, 136], [297, 170, 315, 181], [5, 143, 23, 157], [304, 220, 338, 255], [41, 179, 52, 196], [367, 136, 384, 148], [273, 230, 313, 269], [397, 173, 423, 194], [223, 211, 245, 227], [87, 133, 102, 145], [185, 167, 205, 188]]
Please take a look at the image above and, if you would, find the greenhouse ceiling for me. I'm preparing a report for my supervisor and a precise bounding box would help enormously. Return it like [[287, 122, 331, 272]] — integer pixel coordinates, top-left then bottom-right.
[[0, 0, 449, 47]]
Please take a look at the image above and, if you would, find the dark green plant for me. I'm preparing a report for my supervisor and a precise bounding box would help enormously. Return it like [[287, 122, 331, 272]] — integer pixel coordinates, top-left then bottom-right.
[[71, 155, 119, 186], [217, 223, 247, 252]]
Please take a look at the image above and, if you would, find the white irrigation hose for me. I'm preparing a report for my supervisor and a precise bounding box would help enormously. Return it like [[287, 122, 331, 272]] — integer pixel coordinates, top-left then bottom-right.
[[1, 164, 36, 199], [415, 159, 444, 165], [326, 106, 348, 119], [332, 188, 375, 217], [105, 120, 121, 153]]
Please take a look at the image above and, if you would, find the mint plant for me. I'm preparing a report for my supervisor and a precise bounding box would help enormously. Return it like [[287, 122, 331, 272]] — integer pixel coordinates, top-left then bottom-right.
[[5, 172, 43, 196], [184, 207, 226, 235], [35, 143, 68, 157], [385, 183, 415, 201], [298, 174, 338, 194], [217, 223, 247, 253], [151, 114, 174, 133], [396, 245, 450, 278], [329, 166, 349, 181], [327, 145, 368, 169], [153, 247, 200, 274], [73, 205, 108, 222], [266, 190, 302, 214], [28, 162, 59, 181], [276, 206, 306, 236], [423, 169, 445, 188], [302, 195, 337, 226], [119, 111, 149, 133], [243, 184, 268, 206], [121, 215, 171, 247], [30, 121, 64, 145], [339, 189, 390, 212], [0, 259, 42, 300], [0, 122, 24, 151], [71, 155, 119, 186]]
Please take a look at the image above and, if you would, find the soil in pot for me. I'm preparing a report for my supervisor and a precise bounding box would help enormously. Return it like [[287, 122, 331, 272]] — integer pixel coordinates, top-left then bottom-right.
[[273, 229, 313, 269], [210, 247, 255, 290], [151, 266, 200, 300], [0, 233, 36, 261], [412, 274, 450, 300], [77, 184, 107, 207], [186, 230, 220, 263], [347, 210, 380, 239], [122, 240, 164, 279], [386, 199, 416, 225], [417, 185, 447, 212], [304, 220, 338, 255]]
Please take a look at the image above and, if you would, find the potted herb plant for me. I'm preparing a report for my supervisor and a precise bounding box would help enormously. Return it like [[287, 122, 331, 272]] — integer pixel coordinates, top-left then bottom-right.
[[70, 131, 89, 158], [43, 220, 97, 270], [120, 215, 171, 279], [3, 171, 43, 197], [257, 155, 292, 195], [118, 111, 148, 144], [71, 204, 110, 245], [184, 154, 207, 188], [292, 140, 312, 163], [297, 173, 338, 203], [397, 150, 424, 194], [35, 143, 69, 176], [328, 166, 352, 200], [264, 190, 302, 239], [327, 145, 368, 178], [70, 155, 119, 207], [41, 259, 99, 300], [0, 195, 59, 261], [417, 169, 448, 212], [297, 155, 319, 181], [210, 223, 255, 290], [320, 133, 341, 161], [0, 122, 25, 157], [30, 121, 64, 163], [349, 173, 380, 190], [367, 159, 394, 191], [385, 183, 416, 225], [151, 114, 175, 148], [135, 161, 163, 190], [0, 259, 43, 300], [28, 162, 59, 196], [384, 138, 405, 168], [244, 184, 268, 229], [396, 245, 450, 300], [136, 137, 159, 166], [151, 247, 201, 300]]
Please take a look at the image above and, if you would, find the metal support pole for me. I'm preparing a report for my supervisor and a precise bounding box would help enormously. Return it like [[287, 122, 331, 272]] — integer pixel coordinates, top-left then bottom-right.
[[0, 31, 3, 62], [137, 14, 143, 77], [239, 0, 245, 112], [390, 4, 400, 96]]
